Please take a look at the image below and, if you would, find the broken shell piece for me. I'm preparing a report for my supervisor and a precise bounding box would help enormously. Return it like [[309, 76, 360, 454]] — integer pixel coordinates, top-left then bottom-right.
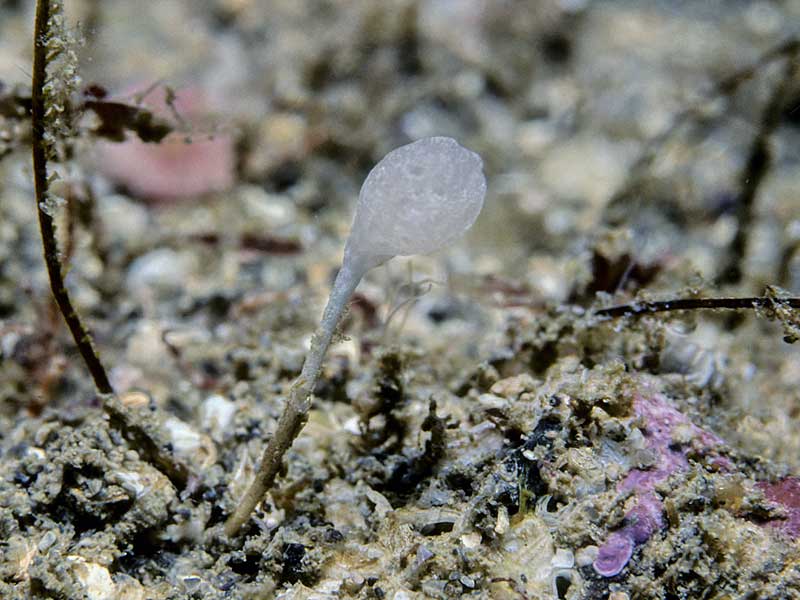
[[490, 373, 539, 398], [495, 505, 510, 535], [574, 545, 598, 568], [396, 506, 460, 536], [341, 573, 366, 593], [490, 514, 557, 598], [228, 447, 253, 501], [163, 417, 217, 468], [477, 393, 509, 411], [460, 532, 482, 549], [5, 535, 36, 581], [416, 545, 434, 566], [113, 466, 173, 501], [551, 548, 574, 569], [115, 470, 147, 499], [115, 574, 147, 600], [200, 394, 237, 442], [119, 390, 151, 409], [67, 556, 116, 600], [365, 488, 393, 520], [324, 479, 368, 534]]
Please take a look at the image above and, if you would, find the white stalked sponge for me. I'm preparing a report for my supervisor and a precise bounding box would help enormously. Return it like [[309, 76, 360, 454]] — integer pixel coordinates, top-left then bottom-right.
[[224, 136, 486, 535], [345, 136, 486, 269]]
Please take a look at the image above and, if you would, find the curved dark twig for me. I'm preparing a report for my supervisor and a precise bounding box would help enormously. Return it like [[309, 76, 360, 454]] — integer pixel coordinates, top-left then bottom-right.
[[594, 296, 800, 319]]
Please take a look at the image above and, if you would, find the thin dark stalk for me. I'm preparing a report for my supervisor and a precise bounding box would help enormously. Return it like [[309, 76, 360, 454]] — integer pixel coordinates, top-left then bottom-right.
[[30, 1, 196, 493], [32, 0, 112, 394], [719, 50, 800, 284], [594, 296, 800, 319], [604, 37, 799, 227]]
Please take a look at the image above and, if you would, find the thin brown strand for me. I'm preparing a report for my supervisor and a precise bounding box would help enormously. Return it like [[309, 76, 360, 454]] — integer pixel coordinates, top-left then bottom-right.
[[31, 0, 113, 394]]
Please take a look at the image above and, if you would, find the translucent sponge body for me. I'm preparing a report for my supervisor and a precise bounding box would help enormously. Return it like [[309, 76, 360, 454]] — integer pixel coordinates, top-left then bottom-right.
[[345, 136, 486, 268]]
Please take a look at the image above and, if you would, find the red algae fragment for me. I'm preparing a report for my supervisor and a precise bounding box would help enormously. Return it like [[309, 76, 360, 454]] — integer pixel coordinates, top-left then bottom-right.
[[95, 86, 234, 202]]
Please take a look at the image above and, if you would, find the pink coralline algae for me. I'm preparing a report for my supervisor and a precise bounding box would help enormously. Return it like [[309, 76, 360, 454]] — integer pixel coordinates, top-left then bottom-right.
[[756, 477, 800, 539], [95, 86, 234, 202], [593, 393, 726, 577]]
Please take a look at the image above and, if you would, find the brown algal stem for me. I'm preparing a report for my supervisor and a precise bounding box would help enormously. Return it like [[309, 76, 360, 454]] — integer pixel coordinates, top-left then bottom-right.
[[32, 2, 193, 492], [32, 0, 113, 395], [594, 296, 800, 319]]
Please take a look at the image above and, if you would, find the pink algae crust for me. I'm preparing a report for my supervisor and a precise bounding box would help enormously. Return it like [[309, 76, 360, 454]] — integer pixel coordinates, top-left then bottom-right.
[[594, 393, 726, 577], [757, 477, 800, 539]]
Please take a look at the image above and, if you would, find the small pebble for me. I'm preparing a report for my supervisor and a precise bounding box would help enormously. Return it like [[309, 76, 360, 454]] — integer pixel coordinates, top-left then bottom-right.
[[461, 532, 482, 549]]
